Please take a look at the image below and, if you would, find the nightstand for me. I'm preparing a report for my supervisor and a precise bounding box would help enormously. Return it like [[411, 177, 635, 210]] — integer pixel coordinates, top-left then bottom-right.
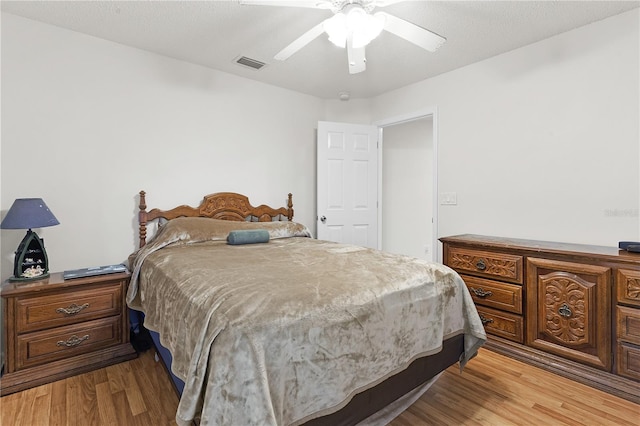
[[1, 271, 137, 395]]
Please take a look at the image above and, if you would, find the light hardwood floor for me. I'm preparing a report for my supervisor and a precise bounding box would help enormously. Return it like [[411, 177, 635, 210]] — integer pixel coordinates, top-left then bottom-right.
[[1, 348, 638, 425]]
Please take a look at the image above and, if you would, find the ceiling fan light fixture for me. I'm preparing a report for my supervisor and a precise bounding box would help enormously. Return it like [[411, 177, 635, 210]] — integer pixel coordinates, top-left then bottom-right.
[[323, 6, 386, 49], [324, 13, 347, 47], [354, 11, 385, 48]]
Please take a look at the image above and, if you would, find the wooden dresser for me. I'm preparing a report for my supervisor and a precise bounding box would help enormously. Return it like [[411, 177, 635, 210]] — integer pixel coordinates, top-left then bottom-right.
[[1, 272, 137, 395], [440, 234, 640, 403]]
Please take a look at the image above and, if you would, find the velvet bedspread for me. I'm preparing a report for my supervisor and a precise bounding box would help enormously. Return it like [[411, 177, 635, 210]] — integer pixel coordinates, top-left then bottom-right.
[[127, 218, 486, 425]]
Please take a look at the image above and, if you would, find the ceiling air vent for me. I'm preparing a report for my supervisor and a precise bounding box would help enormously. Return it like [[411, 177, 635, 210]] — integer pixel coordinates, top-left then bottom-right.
[[235, 56, 266, 70]]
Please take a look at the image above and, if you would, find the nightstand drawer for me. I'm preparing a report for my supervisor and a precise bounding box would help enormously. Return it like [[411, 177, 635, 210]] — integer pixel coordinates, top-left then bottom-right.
[[16, 282, 122, 333], [463, 275, 523, 314], [476, 306, 523, 343], [617, 305, 640, 345], [447, 246, 523, 284], [16, 316, 122, 370]]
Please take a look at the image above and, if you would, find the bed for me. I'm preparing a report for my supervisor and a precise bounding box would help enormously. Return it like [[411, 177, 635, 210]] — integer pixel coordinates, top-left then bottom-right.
[[127, 190, 486, 426]]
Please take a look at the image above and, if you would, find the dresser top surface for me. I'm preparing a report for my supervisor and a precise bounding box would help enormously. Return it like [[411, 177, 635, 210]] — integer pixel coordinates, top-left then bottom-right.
[[440, 234, 640, 263]]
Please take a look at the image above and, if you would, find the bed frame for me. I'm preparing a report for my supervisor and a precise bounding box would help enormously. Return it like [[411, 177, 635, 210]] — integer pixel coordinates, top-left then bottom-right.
[[134, 190, 464, 426]]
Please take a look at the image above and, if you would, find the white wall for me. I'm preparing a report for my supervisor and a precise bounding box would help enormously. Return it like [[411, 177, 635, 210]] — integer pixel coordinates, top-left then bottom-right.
[[1, 14, 324, 281], [3, 8, 639, 282], [382, 117, 433, 260], [323, 98, 372, 124], [371, 9, 640, 249]]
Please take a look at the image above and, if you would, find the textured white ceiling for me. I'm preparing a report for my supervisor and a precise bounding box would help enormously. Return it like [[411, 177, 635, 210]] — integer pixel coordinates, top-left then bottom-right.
[[2, 1, 639, 99]]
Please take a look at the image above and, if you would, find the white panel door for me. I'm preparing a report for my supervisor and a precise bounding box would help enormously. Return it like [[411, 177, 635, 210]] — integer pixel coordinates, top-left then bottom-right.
[[317, 121, 378, 248]]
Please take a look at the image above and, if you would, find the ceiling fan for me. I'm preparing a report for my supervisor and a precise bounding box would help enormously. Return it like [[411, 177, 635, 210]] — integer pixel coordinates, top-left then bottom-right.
[[239, 0, 446, 74]]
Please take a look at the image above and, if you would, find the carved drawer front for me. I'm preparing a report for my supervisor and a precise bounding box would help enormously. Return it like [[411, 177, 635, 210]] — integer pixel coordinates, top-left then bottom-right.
[[617, 269, 640, 308], [16, 316, 122, 370], [617, 343, 640, 381], [526, 257, 611, 371], [475, 306, 523, 343], [447, 247, 522, 284], [463, 275, 522, 314], [16, 282, 122, 334], [617, 306, 640, 346]]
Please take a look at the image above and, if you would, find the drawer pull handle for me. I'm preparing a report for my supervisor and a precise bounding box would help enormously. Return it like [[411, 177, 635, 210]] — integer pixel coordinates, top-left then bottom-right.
[[558, 303, 572, 318], [479, 314, 494, 325], [56, 303, 89, 315], [475, 259, 487, 271], [57, 334, 90, 348], [470, 287, 493, 298]]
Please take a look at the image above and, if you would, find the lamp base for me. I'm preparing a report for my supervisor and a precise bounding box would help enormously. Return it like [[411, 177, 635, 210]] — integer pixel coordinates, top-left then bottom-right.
[[12, 230, 50, 281], [8, 272, 50, 282]]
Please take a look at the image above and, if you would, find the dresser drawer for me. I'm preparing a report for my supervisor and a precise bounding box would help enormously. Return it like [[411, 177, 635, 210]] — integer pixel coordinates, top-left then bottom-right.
[[617, 305, 640, 345], [476, 306, 523, 343], [463, 275, 523, 314], [617, 342, 640, 381], [16, 316, 122, 370], [447, 246, 523, 284], [16, 282, 122, 333], [617, 269, 640, 308]]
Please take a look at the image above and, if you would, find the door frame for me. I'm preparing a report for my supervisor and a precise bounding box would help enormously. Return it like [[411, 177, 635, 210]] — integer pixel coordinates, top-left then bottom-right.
[[373, 106, 440, 262]]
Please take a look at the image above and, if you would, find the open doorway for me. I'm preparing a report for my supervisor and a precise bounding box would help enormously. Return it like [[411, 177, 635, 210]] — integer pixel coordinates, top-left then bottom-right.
[[375, 108, 438, 262]]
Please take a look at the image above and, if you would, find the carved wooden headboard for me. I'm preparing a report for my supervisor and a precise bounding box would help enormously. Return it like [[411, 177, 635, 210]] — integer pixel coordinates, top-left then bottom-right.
[[137, 191, 294, 248]]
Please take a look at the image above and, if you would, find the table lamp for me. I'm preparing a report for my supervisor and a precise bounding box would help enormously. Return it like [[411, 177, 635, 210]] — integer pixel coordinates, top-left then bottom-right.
[[1, 198, 60, 281]]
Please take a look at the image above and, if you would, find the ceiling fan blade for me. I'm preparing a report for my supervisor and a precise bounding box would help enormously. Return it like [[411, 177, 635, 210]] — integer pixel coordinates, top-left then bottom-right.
[[239, 0, 331, 9], [274, 20, 327, 61], [347, 37, 366, 74], [379, 12, 446, 52]]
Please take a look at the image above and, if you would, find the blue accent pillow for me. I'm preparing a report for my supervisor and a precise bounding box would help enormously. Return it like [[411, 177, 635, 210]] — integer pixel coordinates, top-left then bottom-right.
[[227, 229, 270, 245]]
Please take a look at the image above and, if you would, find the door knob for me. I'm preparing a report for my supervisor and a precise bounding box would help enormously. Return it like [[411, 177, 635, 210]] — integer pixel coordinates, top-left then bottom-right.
[[320, 216, 327, 223]]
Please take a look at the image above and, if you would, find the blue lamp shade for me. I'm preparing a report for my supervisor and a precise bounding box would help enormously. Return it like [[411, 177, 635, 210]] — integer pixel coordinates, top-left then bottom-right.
[[1, 198, 60, 230], [1, 198, 60, 281]]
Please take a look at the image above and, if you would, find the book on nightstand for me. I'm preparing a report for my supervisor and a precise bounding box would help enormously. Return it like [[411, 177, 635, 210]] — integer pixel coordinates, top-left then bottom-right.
[[63, 264, 128, 280]]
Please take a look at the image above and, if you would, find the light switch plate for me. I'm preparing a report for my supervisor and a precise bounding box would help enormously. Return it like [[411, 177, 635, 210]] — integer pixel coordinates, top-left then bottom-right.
[[440, 192, 457, 205]]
